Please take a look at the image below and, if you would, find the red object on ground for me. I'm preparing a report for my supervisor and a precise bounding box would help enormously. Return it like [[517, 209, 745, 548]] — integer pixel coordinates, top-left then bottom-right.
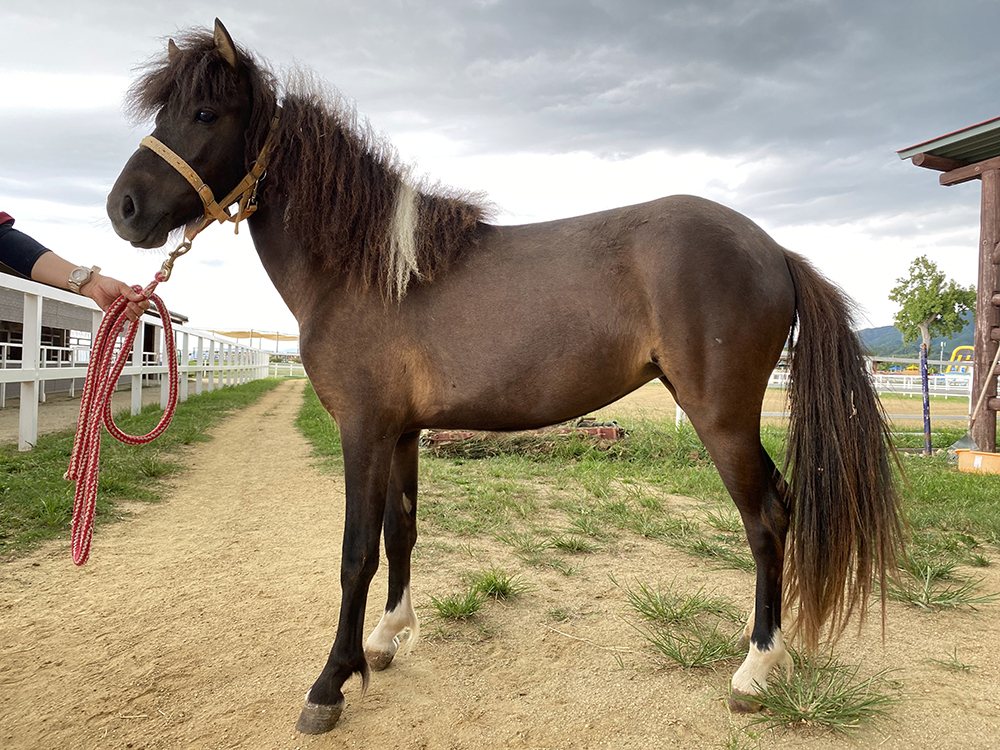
[[64, 274, 179, 565]]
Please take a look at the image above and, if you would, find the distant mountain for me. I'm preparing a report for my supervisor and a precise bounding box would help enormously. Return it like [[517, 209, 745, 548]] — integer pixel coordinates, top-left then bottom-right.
[[857, 320, 975, 359]]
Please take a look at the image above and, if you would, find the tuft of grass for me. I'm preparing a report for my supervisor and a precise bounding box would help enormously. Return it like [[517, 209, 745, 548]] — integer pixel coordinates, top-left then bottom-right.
[[746, 653, 901, 735], [685, 537, 756, 573], [551, 534, 600, 553], [547, 608, 572, 622], [616, 576, 744, 669], [493, 529, 550, 555], [886, 566, 1000, 611], [467, 565, 532, 601], [136, 452, 176, 478], [924, 647, 975, 673], [565, 512, 609, 539], [639, 621, 744, 668], [428, 587, 487, 620], [617, 577, 743, 626], [702, 505, 744, 534]]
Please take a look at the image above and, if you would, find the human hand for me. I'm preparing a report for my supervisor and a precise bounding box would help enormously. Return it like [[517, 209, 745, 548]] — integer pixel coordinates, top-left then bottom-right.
[[82, 274, 151, 322]]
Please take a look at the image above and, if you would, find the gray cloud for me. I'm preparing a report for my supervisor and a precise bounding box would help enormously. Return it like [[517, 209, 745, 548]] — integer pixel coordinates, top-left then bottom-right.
[[3, 1, 999, 239]]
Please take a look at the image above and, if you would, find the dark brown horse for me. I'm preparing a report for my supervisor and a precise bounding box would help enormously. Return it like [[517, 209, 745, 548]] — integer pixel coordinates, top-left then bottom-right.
[[107, 20, 901, 735]]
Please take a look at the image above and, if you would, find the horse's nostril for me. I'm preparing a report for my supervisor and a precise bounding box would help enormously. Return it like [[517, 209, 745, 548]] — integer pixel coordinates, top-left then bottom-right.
[[122, 194, 135, 219]]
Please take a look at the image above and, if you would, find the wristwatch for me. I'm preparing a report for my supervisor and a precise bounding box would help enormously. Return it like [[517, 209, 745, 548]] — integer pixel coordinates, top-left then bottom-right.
[[68, 265, 100, 293]]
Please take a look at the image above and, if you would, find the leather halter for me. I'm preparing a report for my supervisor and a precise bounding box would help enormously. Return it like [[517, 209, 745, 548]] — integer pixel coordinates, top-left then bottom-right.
[[140, 109, 281, 241]]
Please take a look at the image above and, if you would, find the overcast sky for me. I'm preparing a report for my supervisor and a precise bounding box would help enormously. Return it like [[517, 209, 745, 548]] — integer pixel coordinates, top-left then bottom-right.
[[4, 1, 999, 339]]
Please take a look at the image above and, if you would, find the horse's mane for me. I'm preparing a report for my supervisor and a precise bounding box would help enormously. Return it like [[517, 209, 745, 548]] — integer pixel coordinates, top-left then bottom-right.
[[125, 29, 490, 300]]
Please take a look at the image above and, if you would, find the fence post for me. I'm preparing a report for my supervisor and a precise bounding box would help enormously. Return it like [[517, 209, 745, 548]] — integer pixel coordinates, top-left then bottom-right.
[[196, 336, 205, 395], [18, 292, 42, 451], [180, 331, 190, 402], [206, 339, 216, 392]]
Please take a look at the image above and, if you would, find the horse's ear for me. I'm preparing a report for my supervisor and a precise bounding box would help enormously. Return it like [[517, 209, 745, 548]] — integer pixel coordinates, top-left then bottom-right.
[[167, 39, 180, 62], [213, 18, 239, 69]]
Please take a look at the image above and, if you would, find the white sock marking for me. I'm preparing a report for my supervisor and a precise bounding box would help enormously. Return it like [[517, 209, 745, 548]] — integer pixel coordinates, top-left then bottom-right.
[[366, 585, 420, 656], [731, 628, 793, 696]]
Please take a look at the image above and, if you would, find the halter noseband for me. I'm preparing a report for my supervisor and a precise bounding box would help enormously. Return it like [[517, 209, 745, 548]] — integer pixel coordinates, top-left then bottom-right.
[[139, 109, 281, 242]]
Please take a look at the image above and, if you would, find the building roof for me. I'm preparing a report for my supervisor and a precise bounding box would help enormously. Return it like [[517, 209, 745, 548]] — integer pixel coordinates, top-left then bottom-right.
[[897, 116, 1000, 164]]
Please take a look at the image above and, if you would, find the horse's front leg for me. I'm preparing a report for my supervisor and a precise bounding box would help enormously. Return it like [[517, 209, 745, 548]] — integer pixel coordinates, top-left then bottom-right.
[[365, 430, 420, 670], [295, 420, 399, 735]]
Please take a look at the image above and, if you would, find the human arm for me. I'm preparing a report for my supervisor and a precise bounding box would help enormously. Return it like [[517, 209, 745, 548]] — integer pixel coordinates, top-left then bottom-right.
[[0, 216, 149, 321], [28, 252, 149, 322]]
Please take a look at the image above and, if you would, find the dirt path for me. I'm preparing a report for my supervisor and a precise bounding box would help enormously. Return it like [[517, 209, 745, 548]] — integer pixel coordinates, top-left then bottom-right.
[[1, 380, 999, 749]]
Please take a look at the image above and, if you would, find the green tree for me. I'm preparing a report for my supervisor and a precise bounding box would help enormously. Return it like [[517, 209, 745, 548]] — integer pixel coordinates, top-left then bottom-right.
[[889, 256, 975, 349]]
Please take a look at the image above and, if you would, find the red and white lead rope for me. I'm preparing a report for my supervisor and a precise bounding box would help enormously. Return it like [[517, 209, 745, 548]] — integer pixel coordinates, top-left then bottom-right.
[[64, 270, 179, 565], [62, 106, 278, 566]]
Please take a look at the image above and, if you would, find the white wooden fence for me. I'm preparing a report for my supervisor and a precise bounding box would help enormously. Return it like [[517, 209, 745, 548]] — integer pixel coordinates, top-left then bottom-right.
[[0, 274, 272, 451]]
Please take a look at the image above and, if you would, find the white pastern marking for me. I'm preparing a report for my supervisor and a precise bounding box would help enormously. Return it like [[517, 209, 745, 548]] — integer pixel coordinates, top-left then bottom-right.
[[731, 629, 793, 696], [365, 585, 420, 656]]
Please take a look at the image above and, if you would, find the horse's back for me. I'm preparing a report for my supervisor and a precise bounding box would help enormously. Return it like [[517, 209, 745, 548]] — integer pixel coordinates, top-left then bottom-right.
[[486, 194, 796, 344]]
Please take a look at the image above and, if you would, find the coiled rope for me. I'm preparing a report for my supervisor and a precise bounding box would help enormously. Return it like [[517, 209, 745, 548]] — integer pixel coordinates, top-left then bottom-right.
[[64, 108, 280, 565], [64, 265, 180, 566]]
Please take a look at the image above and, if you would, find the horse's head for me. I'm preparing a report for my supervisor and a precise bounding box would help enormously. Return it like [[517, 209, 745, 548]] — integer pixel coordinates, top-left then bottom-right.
[[108, 20, 260, 248]]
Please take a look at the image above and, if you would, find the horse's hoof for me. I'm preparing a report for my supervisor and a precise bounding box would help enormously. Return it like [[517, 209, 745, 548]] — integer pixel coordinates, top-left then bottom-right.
[[728, 691, 764, 713], [365, 636, 399, 671], [295, 697, 344, 734]]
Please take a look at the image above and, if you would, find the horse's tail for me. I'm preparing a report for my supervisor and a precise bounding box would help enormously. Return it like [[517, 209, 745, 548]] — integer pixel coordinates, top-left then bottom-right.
[[782, 250, 902, 651]]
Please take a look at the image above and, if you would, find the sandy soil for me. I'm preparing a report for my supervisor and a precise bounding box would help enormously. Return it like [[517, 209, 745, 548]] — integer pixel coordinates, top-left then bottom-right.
[[1, 379, 998, 750]]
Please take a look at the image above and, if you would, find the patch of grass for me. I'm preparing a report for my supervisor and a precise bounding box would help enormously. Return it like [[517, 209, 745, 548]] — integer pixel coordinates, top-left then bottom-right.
[[900, 452, 1000, 544], [0, 378, 283, 558], [616, 577, 743, 626], [565, 512, 610, 539], [639, 620, 744, 668], [136, 452, 176, 478], [747, 653, 901, 735], [617, 576, 744, 669], [295, 383, 342, 469], [467, 565, 532, 601], [428, 587, 487, 620], [924, 648, 975, 673], [702, 505, 744, 534], [494, 529, 550, 555], [685, 537, 756, 573], [886, 566, 1000, 611], [551, 534, 600, 553]]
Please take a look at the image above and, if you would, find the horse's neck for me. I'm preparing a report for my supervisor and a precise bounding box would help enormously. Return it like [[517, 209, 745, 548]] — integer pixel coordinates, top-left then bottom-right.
[[247, 200, 337, 322]]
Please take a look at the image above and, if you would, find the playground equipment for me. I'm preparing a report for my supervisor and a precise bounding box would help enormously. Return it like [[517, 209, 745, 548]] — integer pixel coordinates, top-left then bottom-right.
[[946, 345, 974, 374]]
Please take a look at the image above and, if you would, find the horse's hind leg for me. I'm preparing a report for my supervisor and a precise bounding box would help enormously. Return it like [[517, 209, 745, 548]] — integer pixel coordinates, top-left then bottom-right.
[[683, 407, 794, 709], [365, 430, 421, 670]]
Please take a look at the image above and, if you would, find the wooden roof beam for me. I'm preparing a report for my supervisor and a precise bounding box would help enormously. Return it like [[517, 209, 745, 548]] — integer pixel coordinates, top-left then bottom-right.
[[941, 155, 1000, 186], [912, 153, 967, 172]]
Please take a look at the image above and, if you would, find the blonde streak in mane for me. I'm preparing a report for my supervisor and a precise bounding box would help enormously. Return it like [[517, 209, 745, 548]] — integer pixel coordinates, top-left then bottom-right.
[[389, 173, 421, 300]]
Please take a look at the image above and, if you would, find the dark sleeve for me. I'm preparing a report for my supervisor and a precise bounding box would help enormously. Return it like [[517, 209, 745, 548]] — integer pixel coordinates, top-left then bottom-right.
[[0, 221, 52, 278]]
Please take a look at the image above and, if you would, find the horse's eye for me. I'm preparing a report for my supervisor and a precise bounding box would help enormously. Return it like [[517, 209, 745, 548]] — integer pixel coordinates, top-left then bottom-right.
[[196, 110, 218, 124]]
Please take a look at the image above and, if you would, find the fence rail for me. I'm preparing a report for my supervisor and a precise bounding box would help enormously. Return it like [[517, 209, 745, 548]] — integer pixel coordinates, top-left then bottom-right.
[[1, 274, 274, 451]]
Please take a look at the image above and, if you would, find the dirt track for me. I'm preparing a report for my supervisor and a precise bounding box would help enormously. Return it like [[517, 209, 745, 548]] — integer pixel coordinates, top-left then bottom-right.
[[1, 379, 998, 749]]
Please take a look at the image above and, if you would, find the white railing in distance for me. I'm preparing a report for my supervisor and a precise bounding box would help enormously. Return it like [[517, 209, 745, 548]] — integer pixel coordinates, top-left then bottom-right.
[[0, 274, 272, 451]]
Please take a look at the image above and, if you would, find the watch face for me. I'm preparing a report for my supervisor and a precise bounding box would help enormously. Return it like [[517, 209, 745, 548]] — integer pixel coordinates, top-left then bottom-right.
[[71, 268, 88, 282]]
